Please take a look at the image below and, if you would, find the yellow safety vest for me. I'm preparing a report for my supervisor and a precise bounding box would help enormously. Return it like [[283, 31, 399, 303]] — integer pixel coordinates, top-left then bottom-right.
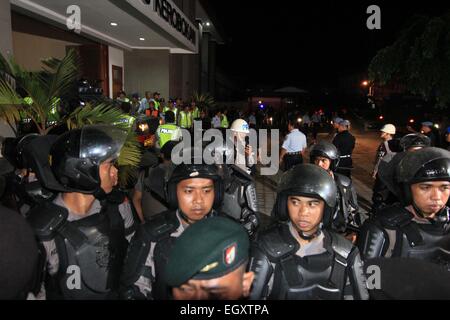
[[179, 111, 192, 128]]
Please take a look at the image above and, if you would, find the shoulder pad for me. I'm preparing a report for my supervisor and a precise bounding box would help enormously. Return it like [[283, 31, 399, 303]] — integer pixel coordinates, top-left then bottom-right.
[[357, 220, 388, 260], [142, 210, 180, 242], [258, 223, 299, 262], [248, 245, 273, 300], [120, 224, 154, 290], [329, 231, 353, 260], [335, 173, 352, 188], [147, 167, 167, 200], [27, 202, 68, 241], [377, 205, 413, 228], [229, 164, 254, 183]]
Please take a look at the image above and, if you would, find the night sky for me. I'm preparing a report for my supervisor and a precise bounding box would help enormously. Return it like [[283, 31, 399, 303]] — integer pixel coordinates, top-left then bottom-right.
[[211, 1, 450, 90]]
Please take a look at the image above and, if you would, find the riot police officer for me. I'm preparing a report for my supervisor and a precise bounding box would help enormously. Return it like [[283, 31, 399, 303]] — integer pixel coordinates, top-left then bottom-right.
[[399, 133, 431, 152], [372, 133, 432, 214], [249, 164, 368, 300], [358, 148, 450, 267], [27, 125, 135, 300], [1, 133, 53, 215], [120, 158, 225, 300], [310, 141, 360, 233]]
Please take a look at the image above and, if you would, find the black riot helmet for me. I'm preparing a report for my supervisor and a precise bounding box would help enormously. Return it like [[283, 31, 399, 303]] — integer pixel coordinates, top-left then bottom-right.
[[309, 141, 340, 171], [49, 125, 127, 194], [166, 147, 224, 210], [1, 133, 39, 170], [273, 164, 337, 227], [396, 148, 450, 207], [400, 133, 431, 151]]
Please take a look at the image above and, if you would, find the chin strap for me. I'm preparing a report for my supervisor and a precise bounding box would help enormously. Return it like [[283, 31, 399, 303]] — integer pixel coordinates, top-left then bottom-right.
[[298, 224, 323, 242], [93, 188, 107, 201], [412, 202, 449, 224]]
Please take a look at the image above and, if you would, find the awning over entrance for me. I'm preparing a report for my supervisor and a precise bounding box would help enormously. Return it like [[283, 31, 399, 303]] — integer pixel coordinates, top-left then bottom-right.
[[10, 0, 199, 53]]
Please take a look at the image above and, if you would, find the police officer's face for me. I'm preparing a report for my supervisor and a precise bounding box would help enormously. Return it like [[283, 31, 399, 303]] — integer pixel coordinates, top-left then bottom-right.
[[172, 265, 255, 300], [177, 178, 215, 223], [99, 158, 118, 194], [314, 156, 331, 171], [411, 181, 450, 217], [287, 196, 325, 235]]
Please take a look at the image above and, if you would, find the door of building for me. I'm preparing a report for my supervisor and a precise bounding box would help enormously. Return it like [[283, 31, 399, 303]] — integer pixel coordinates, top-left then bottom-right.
[[112, 65, 123, 100]]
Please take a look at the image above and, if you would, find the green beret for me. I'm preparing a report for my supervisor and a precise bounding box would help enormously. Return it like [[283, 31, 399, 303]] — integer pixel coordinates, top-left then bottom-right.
[[165, 216, 250, 287]]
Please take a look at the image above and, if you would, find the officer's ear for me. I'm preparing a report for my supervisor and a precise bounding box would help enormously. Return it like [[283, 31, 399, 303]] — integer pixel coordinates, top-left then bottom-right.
[[242, 271, 255, 298]]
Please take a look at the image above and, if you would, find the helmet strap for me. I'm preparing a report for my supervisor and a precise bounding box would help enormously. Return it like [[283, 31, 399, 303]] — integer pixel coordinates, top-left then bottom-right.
[[297, 224, 322, 242], [411, 201, 446, 222], [93, 187, 107, 201]]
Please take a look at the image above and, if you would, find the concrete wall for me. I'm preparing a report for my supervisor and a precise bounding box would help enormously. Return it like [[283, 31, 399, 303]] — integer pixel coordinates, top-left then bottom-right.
[[124, 49, 170, 99], [108, 46, 124, 99], [12, 32, 78, 71], [169, 53, 199, 101], [0, 1, 13, 59], [0, 1, 15, 143]]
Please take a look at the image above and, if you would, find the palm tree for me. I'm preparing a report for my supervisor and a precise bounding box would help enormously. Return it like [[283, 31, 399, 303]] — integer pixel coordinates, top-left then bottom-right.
[[0, 48, 80, 135], [191, 91, 216, 111], [0, 50, 141, 186]]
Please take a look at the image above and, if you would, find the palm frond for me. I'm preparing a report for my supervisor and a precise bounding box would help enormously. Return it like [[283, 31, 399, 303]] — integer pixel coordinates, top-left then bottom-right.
[[117, 130, 142, 188], [67, 102, 131, 130], [41, 49, 80, 106], [0, 79, 22, 124], [0, 52, 14, 79], [192, 91, 216, 110]]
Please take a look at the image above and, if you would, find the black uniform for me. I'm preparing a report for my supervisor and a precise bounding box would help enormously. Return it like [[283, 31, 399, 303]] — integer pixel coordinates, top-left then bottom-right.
[[358, 204, 450, 265], [120, 209, 222, 300], [310, 142, 360, 232], [24, 125, 134, 299], [332, 130, 355, 178], [249, 223, 368, 300], [28, 196, 130, 299], [358, 148, 450, 268], [250, 164, 368, 300]]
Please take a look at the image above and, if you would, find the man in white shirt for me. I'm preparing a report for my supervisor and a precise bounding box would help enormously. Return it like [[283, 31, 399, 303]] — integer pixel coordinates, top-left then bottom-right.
[[280, 116, 307, 171]]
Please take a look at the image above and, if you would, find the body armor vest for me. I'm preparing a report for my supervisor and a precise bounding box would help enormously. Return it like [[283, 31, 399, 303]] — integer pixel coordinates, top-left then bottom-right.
[[362, 206, 450, 268], [254, 224, 352, 300], [48, 204, 127, 300]]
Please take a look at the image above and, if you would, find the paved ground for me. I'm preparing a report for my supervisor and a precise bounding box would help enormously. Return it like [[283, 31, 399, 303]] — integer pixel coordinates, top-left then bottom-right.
[[254, 124, 382, 218]]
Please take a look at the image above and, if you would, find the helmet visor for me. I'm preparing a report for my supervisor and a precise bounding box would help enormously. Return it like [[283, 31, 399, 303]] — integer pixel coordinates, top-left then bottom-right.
[[79, 125, 128, 164]]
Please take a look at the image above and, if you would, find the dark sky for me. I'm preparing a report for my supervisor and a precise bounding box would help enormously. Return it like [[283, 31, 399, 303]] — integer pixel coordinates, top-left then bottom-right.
[[210, 1, 450, 90]]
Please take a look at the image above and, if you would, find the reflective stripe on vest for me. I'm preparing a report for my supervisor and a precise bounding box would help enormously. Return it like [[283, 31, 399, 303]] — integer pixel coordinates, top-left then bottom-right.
[[221, 115, 229, 128], [192, 107, 200, 119], [180, 111, 191, 128], [158, 124, 178, 148]]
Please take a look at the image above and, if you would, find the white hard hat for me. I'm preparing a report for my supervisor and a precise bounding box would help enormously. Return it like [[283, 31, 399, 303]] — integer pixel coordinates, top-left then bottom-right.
[[381, 124, 396, 135], [230, 119, 250, 134]]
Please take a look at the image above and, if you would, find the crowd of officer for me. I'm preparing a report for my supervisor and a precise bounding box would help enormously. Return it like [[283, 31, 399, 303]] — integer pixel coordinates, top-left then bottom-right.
[[1, 94, 450, 300]]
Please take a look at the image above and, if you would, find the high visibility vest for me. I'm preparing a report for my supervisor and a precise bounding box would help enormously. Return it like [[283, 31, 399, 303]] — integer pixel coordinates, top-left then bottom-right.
[[157, 124, 179, 148], [146, 109, 159, 118], [179, 111, 191, 128], [192, 107, 200, 119], [221, 115, 229, 129], [153, 100, 160, 111]]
